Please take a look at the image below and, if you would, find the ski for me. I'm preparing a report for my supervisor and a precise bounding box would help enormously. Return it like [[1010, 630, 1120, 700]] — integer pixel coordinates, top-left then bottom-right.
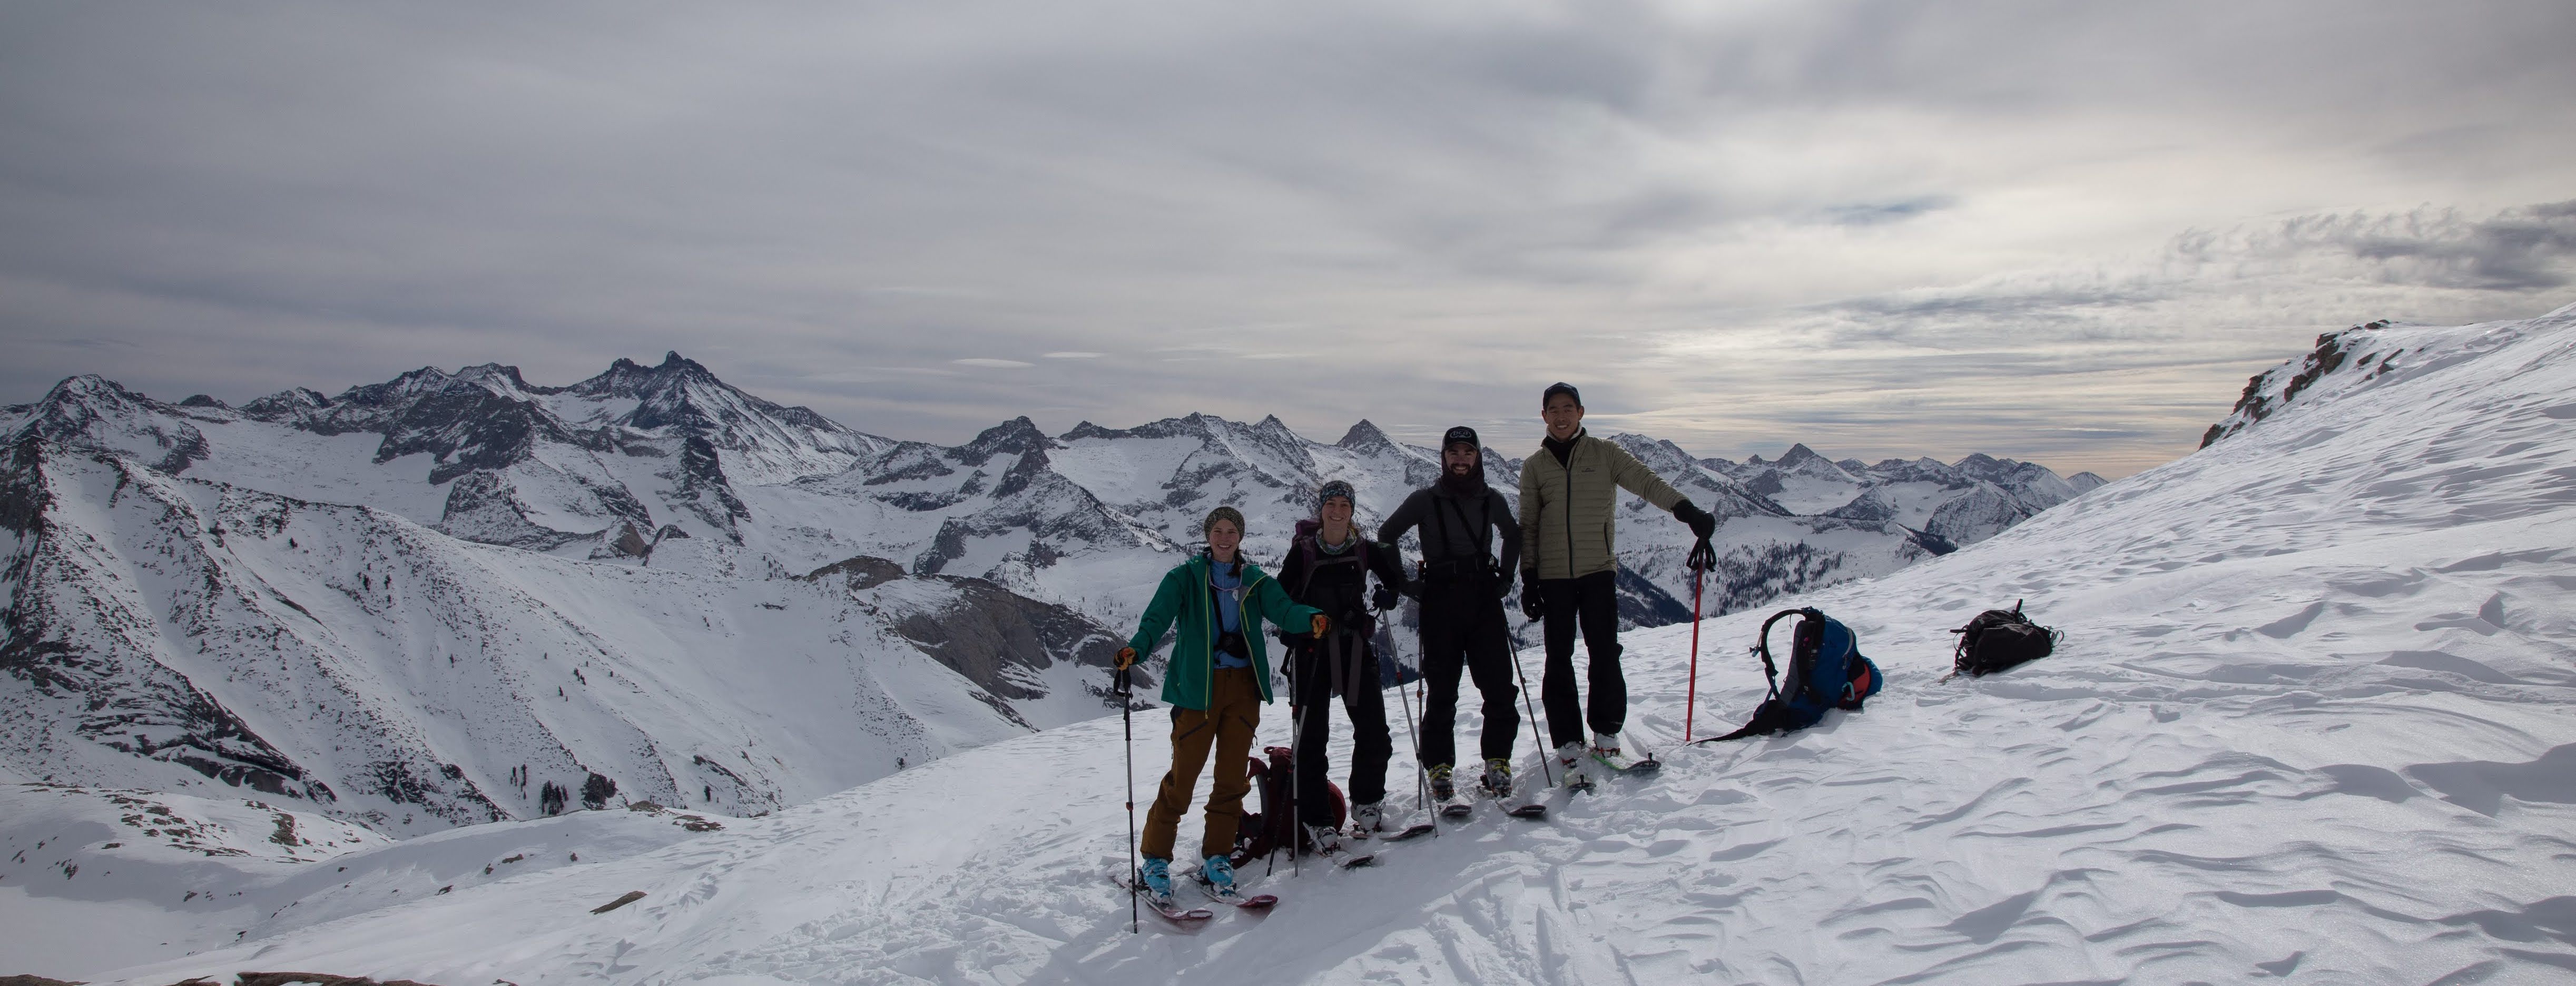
[[1338, 853, 1378, 869], [1439, 801, 1473, 819], [1114, 874, 1215, 925], [1591, 750, 1660, 776], [1378, 822, 1439, 842], [1186, 870, 1278, 911], [1505, 801, 1548, 819]]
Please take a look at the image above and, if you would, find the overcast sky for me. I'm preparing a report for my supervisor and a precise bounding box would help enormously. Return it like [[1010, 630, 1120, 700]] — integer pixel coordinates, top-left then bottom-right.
[[4, 2, 2572, 477]]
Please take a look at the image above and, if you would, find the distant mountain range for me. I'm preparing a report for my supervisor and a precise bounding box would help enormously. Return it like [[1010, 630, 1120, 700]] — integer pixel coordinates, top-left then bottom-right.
[[0, 352, 2099, 833]]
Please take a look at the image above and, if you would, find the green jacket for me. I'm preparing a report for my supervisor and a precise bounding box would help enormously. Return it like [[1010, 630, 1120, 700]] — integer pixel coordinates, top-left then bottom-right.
[[1127, 553, 1324, 710], [1518, 429, 1689, 580]]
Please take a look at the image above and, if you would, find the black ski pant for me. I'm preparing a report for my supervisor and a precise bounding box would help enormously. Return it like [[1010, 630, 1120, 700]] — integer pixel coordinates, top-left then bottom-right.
[[1290, 630, 1392, 826], [1539, 570, 1625, 750], [1417, 579, 1518, 770]]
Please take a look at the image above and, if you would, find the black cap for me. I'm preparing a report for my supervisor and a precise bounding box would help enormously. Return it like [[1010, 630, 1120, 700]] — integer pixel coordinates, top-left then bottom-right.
[[1542, 382, 1582, 408], [1441, 426, 1480, 451]]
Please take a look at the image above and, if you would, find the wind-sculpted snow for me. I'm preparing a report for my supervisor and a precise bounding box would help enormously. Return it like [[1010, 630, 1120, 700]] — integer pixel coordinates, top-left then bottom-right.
[[80, 304, 2576, 983]]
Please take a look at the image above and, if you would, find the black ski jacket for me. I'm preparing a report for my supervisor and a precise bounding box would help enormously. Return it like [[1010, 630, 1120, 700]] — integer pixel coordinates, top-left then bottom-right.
[[1380, 482, 1522, 586], [1275, 530, 1413, 633]]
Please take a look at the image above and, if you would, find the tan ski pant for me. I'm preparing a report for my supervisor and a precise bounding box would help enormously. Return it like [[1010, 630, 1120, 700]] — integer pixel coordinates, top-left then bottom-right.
[[1142, 666, 1261, 862]]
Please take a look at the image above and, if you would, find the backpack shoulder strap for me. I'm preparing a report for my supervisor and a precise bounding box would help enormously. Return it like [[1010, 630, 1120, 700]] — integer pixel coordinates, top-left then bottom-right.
[[1436, 493, 1493, 566]]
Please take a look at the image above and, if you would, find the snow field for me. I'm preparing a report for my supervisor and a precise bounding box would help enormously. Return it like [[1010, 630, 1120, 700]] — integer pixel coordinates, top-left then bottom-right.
[[85, 305, 2576, 983]]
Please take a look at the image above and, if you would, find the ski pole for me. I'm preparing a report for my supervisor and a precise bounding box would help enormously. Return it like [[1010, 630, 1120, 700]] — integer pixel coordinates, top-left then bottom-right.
[[1288, 646, 1310, 877], [1685, 566, 1705, 743], [1382, 601, 1437, 836], [1118, 665, 1137, 934], [1507, 619, 1554, 787]]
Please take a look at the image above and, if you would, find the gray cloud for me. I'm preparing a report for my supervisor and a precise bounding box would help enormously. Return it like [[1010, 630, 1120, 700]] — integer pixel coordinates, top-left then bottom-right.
[[3, 1, 2572, 478]]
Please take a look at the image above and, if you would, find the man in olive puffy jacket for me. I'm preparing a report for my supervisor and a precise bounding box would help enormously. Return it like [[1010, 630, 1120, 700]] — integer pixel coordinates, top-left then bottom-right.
[[1516, 382, 1717, 785]]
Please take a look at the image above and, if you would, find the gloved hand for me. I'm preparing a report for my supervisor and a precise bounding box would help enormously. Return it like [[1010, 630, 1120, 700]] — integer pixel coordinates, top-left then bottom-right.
[[1673, 499, 1717, 541], [1495, 566, 1515, 599], [1519, 580, 1543, 622], [1114, 647, 1138, 670], [1686, 535, 1717, 574], [1372, 584, 1398, 612], [1311, 614, 1331, 635]]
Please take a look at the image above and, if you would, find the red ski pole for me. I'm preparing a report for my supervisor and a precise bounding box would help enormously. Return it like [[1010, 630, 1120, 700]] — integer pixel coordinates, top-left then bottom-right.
[[1685, 566, 1705, 743]]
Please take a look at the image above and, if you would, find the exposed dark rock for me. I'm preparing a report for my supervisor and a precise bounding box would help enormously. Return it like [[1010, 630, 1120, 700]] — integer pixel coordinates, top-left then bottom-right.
[[880, 573, 1128, 716], [803, 555, 906, 590], [580, 772, 617, 810], [234, 972, 447, 986]]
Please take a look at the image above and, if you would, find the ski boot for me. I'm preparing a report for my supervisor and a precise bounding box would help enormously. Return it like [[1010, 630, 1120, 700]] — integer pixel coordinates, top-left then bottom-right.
[[1201, 855, 1242, 901], [1303, 822, 1346, 856], [1556, 741, 1596, 792], [1479, 758, 1514, 800], [1431, 764, 1474, 817], [1349, 801, 1385, 839], [1137, 856, 1176, 907]]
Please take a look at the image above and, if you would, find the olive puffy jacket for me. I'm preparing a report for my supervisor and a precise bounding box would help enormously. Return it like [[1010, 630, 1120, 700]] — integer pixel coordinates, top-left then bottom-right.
[[1516, 430, 1689, 581]]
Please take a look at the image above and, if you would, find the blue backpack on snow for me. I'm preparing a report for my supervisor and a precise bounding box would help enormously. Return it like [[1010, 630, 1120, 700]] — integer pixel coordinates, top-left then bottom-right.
[[1695, 607, 1883, 744]]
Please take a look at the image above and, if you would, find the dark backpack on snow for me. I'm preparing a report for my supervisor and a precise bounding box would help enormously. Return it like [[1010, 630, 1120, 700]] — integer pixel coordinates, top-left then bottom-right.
[[1229, 745, 1345, 868], [1949, 600, 2057, 678]]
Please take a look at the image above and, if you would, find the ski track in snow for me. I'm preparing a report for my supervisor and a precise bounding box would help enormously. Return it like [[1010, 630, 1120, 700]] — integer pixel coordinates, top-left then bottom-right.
[[56, 309, 2576, 982]]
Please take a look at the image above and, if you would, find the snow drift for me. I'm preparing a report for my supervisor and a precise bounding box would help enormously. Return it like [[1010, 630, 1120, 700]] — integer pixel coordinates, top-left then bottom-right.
[[61, 304, 2576, 982]]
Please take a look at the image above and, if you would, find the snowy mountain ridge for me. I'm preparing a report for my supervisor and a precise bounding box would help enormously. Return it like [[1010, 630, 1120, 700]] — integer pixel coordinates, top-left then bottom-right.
[[48, 304, 2576, 983], [0, 353, 2092, 851]]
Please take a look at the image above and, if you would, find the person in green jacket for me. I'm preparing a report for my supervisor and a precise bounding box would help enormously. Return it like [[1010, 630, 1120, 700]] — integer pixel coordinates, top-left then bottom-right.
[[1116, 505, 1328, 904], [1517, 382, 1718, 785]]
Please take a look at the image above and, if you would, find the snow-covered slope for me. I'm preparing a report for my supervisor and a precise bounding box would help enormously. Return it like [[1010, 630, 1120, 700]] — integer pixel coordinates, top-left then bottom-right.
[[0, 435, 1132, 837], [73, 305, 2576, 982]]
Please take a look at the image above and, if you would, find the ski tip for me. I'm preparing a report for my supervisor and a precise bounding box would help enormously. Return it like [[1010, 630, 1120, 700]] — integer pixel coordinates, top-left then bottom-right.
[[1237, 893, 1279, 910], [1506, 804, 1548, 818], [1340, 854, 1379, 869]]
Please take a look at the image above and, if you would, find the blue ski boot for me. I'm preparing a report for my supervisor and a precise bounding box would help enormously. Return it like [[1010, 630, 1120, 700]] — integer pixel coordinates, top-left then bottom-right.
[[1137, 856, 1175, 906], [1201, 855, 1241, 901]]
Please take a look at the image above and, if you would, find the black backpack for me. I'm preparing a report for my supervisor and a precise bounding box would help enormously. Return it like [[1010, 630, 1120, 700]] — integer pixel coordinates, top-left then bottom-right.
[[1229, 745, 1344, 867], [1949, 600, 2057, 678]]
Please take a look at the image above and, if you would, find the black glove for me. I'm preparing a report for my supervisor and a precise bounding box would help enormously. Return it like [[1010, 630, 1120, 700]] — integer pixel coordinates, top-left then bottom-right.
[[1519, 580, 1543, 621], [1686, 535, 1717, 574], [1673, 499, 1717, 541], [1371, 584, 1398, 612], [1495, 566, 1515, 599]]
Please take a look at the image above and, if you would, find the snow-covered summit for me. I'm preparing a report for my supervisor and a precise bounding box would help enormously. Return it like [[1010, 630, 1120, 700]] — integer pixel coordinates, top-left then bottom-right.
[[78, 304, 2576, 983]]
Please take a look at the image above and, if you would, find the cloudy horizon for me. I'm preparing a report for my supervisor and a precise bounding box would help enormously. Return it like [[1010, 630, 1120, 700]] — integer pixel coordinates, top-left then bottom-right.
[[5, 1, 2572, 479]]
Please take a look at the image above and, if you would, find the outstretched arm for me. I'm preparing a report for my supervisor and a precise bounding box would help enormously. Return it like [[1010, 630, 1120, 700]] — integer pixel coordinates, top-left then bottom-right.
[[1252, 576, 1328, 635], [1603, 441, 1688, 512]]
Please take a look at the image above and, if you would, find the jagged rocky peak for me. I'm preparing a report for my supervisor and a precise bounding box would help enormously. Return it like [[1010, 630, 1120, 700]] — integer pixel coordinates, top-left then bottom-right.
[[15, 374, 210, 474], [2069, 471, 2108, 492], [178, 393, 229, 409], [573, 350, 718, 399], [959, 416, 1050, 464], [2201, 320, 2398, 448], [1335, 419, 1397, 452], [240, 386, 334, 419], [453, 362, 561, 397], [1775, 442, 1826, 467]]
